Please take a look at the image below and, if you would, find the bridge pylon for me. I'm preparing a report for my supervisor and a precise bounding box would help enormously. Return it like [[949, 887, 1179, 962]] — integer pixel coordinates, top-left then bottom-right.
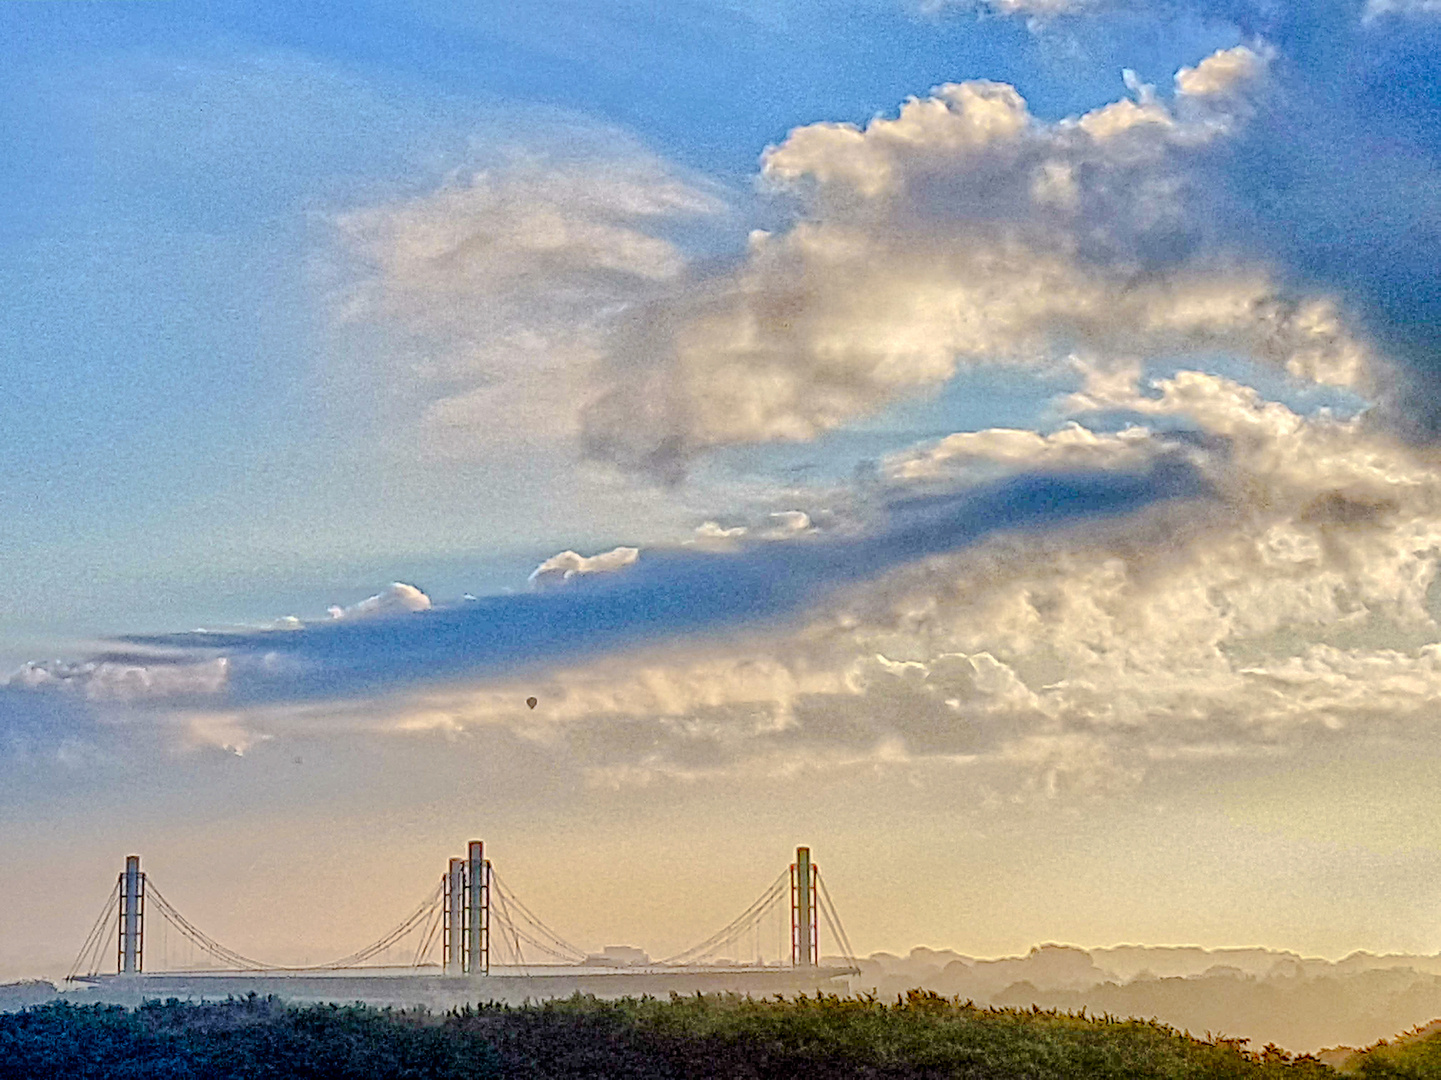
[[790, 846, 817, 968], [118, 855, 145, 975], [442, 840, 490, 976], [468, 840, 489, 976]]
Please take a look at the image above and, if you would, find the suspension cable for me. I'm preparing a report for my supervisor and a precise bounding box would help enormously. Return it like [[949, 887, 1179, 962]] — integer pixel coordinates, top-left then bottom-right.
[[656, 869, 788, 966], [147, 885, 270, 969], [66, 876, 122, 981], [488, 870, 587, 962], [685, 879, 785, 960], [815, 869, 857, 963], [145, 879, 443, 972], [413, 884, 446, 967], [658, 875, 787, 966], [494, 913, 586, 963], [487, 876, 528, 965], [319, 881, 442, 969], [699, 890, 783, 962]]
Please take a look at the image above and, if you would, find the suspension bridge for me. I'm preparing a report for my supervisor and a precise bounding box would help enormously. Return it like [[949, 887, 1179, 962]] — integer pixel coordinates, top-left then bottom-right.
[[65, 843, 859, 1005]]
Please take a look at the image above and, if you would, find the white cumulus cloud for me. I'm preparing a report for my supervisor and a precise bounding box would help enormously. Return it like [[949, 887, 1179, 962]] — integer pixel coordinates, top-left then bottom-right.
[[7, 657, 230, 701], [693, 520, 749, 542], [529, 545, 641, 587], [887, 423, 1158, 482], [328, 582, 432, 620], [582, 46, 1373, 479], [270, 358, 1441, 798]]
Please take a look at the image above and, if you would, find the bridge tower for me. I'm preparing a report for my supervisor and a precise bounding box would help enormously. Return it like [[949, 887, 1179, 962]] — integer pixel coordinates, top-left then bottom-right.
[[118, 855, 145, 975], [467, 840, 489, 975], [790, 846, 817, 968], [442, 841, 490, 976], [444, 858, 465, 975]]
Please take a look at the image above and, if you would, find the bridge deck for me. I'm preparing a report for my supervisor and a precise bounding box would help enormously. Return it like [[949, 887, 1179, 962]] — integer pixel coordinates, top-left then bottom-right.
[[70, 965, 860, 1007]]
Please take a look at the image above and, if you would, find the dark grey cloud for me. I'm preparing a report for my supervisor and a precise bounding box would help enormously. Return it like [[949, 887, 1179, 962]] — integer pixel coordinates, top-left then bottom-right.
[[912, 1, 1441, 438], [89, 458, 1206, 707], [1123, 0, 1441, 433]]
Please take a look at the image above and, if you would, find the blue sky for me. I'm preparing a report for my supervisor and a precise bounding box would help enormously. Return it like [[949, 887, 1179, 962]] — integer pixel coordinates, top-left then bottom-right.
[[5, 0, 1421, 660], [5, 0, 1441, 983], [0, 0, 1255, 662]]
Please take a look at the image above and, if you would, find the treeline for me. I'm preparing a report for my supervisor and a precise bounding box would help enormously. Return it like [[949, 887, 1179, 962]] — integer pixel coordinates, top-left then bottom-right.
[[2, 990, 1386, 1079], [1342, 1024, 1441, 1077], [852, 945, 1441, 1052]]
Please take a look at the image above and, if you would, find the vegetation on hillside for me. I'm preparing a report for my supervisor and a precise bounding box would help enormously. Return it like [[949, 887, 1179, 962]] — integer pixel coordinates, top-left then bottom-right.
[[1336, 1020, 1441, 1077], [0, 989, 1359, 1079], [853, 944, 1441, 1053]]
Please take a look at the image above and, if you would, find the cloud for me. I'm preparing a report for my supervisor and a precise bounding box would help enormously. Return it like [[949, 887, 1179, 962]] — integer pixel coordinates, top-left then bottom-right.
[[917, 0, 1102, 24], [167, 357, 1441, 798], [324, 42, 1402, 484], [14, 37, 1440, 804], [886, 423, 1157, 482], [327, 582, 432, 620], [17, 360, 1441, 799], [888, 6, 1441, 439], [175, 710, 266, 756], [1173, 45, 1268, 98], [693, 520, 749, 543], [762, 510, 814, 538], [332, 148, 728, 462], [1363, 0, 1441, 19], [13, 458, 1197, 717], [529, 545, 641, 587], [580, 46, 1375, 480], [7, 656, 230, 702], [4, 583, 428, 714]]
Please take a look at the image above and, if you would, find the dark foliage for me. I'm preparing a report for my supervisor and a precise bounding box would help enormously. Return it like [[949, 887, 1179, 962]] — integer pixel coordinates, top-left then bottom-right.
[[0, 989, 1344, 1079], [1339, 1022, 1441, 1077], [0, 994, 498, 1080]]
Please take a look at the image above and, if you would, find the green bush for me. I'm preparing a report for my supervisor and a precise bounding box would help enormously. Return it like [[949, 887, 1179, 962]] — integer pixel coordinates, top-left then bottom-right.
[[1337, 1023, 1441, 1077], [0, 994, 499, 1080], [0, 989, 1343, 1079]]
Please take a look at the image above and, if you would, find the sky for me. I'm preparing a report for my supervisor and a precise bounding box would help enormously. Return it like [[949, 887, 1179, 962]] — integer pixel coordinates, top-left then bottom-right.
[[4, 0, 1441, 982]]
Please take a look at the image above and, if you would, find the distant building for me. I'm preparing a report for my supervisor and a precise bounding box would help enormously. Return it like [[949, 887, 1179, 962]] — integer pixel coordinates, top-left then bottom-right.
[[582, 946, 650, 966]]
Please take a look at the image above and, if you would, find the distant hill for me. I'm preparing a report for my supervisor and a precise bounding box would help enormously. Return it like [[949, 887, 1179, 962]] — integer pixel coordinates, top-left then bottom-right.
[[839, 945, 1441, 1054], [18, 941, 1441, 1061]]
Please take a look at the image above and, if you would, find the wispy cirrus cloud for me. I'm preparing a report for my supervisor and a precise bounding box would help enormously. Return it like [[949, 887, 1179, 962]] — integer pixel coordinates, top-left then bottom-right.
[[330, 145, 730, 466]]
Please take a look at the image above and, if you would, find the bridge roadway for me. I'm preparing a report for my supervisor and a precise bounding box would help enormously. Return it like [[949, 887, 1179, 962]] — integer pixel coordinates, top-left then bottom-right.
[[71, 964, 861, 1008]]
